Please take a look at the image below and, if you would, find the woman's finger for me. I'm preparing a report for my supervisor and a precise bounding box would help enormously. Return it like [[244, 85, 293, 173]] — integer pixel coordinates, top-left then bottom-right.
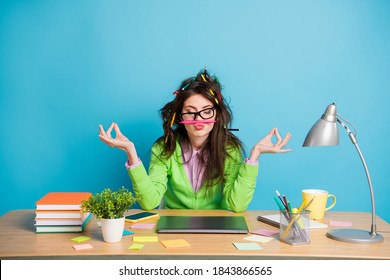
[[98, 124, 106, 137], [106, 122, 115, 138], [279, 133, 292, 152], [114, 123, 123, 137], [274, 128, 282, 145], [279, 132, 290, 147]]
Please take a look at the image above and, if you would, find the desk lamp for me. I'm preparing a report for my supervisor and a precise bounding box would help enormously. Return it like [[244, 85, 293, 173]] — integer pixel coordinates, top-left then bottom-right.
[[302, 103, 383, 243]]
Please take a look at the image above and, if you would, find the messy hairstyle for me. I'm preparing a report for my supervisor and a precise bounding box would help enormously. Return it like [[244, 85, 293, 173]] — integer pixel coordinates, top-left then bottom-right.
[[157, 68, 244, 189]]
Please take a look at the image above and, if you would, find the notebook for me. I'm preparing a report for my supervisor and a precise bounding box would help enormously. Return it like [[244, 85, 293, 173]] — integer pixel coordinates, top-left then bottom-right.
[[257, 214, 328, 229], [156, 216, 249, 234]]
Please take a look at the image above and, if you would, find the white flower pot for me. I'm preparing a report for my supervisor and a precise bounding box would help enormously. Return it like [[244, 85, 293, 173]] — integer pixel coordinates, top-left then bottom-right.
[[100, 217, 125, 243]]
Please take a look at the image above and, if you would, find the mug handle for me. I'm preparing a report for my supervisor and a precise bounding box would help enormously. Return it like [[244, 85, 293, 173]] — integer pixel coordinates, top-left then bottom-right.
[[325, 194, 336, 211]]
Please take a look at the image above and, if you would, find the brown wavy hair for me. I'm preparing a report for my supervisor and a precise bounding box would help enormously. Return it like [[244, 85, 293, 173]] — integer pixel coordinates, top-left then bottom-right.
[[157, 69, 244, 189]]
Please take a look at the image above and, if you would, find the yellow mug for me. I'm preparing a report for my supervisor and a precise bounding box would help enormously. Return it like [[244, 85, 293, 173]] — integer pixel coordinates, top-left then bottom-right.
[[302, 189, 336, 220]]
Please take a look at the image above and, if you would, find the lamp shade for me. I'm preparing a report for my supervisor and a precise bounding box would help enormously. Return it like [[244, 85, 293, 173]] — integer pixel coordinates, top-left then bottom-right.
[[303, 103, 339, 147]]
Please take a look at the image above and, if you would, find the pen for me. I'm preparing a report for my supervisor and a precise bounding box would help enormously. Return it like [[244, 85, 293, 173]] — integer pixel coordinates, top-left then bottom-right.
[[275, 190, 287, 208], [274, 196, 285, 210], [281, 199, 308, 239], [274, 196, 298, 235], [282, 195, 289, 211]]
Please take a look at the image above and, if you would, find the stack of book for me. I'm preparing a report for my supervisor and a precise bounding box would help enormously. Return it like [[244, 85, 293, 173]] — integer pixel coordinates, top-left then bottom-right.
[[34, 192, 92, 233]]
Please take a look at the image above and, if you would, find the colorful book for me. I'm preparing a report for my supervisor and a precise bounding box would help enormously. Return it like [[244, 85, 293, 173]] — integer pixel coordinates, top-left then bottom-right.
[[35, 213, 92, 233], [34, 212, 91, 226], [35, 192, 92, 210], [35, 210, 86, 219]]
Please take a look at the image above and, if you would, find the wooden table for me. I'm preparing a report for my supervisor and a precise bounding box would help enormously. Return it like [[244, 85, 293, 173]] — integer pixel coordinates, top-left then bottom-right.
[[1, 209, 389, 259]]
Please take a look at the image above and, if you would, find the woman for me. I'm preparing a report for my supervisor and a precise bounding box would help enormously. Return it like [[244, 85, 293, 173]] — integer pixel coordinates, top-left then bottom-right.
[[99, 68, 291, 212]]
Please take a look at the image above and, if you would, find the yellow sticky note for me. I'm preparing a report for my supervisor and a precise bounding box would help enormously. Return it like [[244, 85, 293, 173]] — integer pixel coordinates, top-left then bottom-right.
[[70, 236, 91, 243], [161, 239, 191, 248], [128, 243, 144, 250], [133, 236, 158, 242]]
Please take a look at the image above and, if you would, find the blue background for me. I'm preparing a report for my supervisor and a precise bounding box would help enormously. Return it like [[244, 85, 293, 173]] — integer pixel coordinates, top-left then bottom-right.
[[1, 0, 389, 223]]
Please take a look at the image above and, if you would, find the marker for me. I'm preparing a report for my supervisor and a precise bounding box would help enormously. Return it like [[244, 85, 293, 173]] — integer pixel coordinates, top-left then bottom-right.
[[275, 190, 287, 208], [282, 195, 289, 211], [179, 120, 217, 124], [274, 196, 285, 210], [281, 198, 308, 239], [274, 196, 295, 234]]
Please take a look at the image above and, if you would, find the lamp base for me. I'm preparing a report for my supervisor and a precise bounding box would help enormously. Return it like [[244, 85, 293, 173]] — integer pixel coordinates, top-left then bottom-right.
[[326, 229, 383, 244]]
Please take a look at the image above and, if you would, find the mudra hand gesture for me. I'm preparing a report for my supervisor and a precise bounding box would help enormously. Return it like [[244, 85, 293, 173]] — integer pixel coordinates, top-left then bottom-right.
[[98, 122, 139, 164], [249, 128, 291, 161]]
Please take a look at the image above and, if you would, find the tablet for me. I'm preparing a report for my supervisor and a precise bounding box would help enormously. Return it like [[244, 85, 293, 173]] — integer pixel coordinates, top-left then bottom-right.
[[156, 215, 248, 233]]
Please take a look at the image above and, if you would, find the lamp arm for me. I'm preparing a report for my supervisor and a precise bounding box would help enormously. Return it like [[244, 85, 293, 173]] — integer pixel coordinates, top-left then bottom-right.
[[337, 118, 378, 236]]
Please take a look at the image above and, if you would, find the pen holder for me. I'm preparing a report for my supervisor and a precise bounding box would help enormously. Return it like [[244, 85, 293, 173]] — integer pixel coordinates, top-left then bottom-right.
[[279, 210, 310, 245]]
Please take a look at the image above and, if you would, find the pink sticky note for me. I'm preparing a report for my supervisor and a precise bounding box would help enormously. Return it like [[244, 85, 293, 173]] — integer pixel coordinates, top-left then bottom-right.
[[329, 220, 353, 227], [251, 229, 279, 236], [72, 244, 93, 250], [130, 223, 155, 229]]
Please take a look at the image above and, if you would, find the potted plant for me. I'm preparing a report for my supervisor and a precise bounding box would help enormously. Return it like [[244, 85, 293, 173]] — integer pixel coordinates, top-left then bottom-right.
[[81, 186, 139, 242]]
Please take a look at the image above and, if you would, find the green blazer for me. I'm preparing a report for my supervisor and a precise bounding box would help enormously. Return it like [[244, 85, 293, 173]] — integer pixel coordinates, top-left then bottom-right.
[[127, 141, 258, 213]]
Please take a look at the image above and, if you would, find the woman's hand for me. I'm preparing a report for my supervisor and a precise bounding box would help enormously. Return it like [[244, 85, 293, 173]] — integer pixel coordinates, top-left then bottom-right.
[[98, 122, 139, 164], [249, 128, 292, 161]]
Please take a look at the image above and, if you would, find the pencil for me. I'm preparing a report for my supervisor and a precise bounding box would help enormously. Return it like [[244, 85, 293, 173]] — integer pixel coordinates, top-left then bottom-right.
[[303, 197, 315, 210], [281, 199, 307, 239]]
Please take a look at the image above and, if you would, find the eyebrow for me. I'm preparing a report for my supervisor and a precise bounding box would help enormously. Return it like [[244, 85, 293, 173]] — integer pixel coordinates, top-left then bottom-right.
[[183, 105, 213, 111]]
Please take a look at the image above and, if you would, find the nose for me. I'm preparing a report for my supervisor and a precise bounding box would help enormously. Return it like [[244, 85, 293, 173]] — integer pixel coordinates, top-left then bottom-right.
[[194, 112, 203, 120]]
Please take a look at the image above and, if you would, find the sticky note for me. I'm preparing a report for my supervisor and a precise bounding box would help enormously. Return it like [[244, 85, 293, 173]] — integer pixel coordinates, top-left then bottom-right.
[[130, 223, 155, 229], [329, 220, 353, 227], [161, 239, 191, 248], [70, 236, 91, 243], [128, 244, 144, 250], [133, 236, 158, 242], [251, 229, 279, 237], [72, 244, 93, 250], [123, 230, 134, 236], [233, 242, 262, 250], [244, 235, 274, 243]]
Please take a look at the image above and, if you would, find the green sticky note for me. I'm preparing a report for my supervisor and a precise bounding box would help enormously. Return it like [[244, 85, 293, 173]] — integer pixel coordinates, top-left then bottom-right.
[[128, 243, 144, 250], [71, 236, 91, 243], [233, 242, 262, 250]]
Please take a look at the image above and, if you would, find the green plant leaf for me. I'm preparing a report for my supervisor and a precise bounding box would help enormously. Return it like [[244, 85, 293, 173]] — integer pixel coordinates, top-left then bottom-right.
[[81, 187, 140, 219]]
